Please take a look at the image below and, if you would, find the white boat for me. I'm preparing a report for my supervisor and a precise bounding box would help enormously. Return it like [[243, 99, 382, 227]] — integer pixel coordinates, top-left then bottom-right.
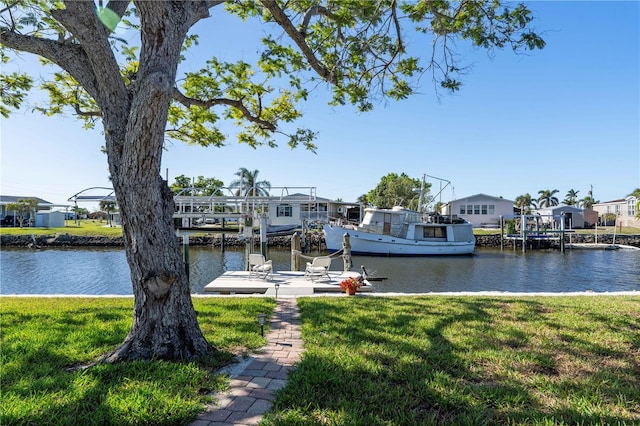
[[323, 206, 476, 256]]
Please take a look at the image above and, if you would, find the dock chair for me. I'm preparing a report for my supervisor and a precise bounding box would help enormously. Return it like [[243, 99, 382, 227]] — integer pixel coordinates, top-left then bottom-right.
[[248, 253, 273, 280], [304, 256, 332, 282]]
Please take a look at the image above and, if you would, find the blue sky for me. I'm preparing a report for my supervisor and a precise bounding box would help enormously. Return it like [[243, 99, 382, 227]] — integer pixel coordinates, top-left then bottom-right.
[[1, 1, 638, 209]]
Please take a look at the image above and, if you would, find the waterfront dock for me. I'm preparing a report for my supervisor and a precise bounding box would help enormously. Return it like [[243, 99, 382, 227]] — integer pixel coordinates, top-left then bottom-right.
[[203, 270, 373, 295]]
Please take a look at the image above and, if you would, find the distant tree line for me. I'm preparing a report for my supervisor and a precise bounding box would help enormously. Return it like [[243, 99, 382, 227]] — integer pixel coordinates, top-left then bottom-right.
[[169, 168, 270, 197], [168, 170, 639, 219]]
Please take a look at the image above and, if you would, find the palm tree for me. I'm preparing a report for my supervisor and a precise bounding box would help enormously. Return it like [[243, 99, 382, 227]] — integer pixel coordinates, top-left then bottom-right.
[[537, 189, 559, 208], [515, 193, 537, 214], [563, 189, 579, 206], [357, 194, 369, 206], [579, 196, 596, 209], [99, 200, 118, 227], [229, 168, 271, 197]]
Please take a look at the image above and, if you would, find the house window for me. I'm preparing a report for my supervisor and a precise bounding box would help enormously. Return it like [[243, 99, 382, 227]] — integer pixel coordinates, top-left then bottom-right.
[[467, 205, 473, 214], [277, 205, 292, 217], [460, 205, 466, 215], [481, 205, 488, 215], [474, 205, 480, 215], [489, 205, 495, 215], [628, 200, 637, 217]]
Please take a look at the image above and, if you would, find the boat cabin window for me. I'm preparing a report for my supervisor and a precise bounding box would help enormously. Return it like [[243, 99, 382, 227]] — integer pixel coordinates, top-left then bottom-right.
[[277, 204, 293, 217], [423, 226, 447, 238]]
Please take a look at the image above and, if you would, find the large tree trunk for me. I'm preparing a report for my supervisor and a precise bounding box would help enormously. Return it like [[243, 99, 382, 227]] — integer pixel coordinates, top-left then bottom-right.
[[104, 171, 212, 362], [101, 2, 213, 362]]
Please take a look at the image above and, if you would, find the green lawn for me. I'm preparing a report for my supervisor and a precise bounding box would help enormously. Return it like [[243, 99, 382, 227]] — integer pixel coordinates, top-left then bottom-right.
[[1, 297, 276, 426], [264, 296, 640, 425], [2, 296, 639, 425], [0, 220, 124, 237]]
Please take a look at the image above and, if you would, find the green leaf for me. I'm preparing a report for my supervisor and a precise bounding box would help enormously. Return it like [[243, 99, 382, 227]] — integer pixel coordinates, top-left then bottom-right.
[[96, 7, 121, 32]]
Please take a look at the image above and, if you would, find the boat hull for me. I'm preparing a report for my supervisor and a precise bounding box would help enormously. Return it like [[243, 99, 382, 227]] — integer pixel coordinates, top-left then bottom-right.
[[323, 224, 475, 256]]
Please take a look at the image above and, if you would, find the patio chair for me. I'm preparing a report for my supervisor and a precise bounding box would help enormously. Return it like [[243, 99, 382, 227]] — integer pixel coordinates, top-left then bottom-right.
[[304, 256, 332, 282], [248, 253, 273, 280]]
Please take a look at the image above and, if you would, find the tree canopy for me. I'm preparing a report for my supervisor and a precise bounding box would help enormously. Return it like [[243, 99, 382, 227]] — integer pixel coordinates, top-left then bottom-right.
[[5, 197, 38, 227], [515, 193, 536, 214], [1, 1, 544, 147], [367, 173, 428, 209], [170, 175, 224, 196], [0, 1, 545, 362]]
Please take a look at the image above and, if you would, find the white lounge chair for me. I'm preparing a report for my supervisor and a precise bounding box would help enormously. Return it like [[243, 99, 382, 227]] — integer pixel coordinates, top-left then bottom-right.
[[248, 253, 273, 280], [304, 256, 332, 282]]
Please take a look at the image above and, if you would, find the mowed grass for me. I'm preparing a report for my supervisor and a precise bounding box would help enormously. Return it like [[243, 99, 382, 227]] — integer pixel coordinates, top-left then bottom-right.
[[264, 296, 640, 425], [3, 296, 639, 425], [0, 220, 123, 237], [1, 297, 276, 426]]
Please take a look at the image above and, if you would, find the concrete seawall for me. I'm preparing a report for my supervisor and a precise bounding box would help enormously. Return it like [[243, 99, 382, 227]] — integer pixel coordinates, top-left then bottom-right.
[[475, 233, 640, 249], [2, 233, 640, 248]]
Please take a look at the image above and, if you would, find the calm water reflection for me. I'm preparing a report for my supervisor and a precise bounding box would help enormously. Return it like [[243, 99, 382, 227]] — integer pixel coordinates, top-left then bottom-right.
[[1, 246, 638, 295]]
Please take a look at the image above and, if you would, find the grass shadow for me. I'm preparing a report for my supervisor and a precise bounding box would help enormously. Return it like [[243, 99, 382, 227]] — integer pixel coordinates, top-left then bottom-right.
[[264, 296, 640, 425]]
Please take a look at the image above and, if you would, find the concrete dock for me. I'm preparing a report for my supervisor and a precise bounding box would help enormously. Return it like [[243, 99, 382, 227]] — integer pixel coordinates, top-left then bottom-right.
[[203, 270, 373, 295]]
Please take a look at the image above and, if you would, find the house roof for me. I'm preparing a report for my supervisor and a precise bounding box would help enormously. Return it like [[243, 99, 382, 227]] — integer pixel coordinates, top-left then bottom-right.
[[280, 193, 347, 203], [448, 193, 515, 204], [535, 205, 584, 213], [593, 196, 637, 206], [0, 195, 54, 206]]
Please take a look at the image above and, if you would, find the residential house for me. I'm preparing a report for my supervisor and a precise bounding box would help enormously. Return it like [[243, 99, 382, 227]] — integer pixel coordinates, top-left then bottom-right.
[[173, 187, 358, 229], [592, 196, 640, 227], [440, 194, 515, 228], [266, 193, 357, 227], [0, 195, 55, 226]]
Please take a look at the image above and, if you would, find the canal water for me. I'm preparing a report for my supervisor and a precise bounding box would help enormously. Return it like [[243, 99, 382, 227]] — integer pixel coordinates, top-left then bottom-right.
[[1, 247, 638, 295]]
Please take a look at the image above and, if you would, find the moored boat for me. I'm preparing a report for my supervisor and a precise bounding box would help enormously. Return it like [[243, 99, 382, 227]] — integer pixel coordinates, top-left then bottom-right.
[[323, 206, 475, 256]]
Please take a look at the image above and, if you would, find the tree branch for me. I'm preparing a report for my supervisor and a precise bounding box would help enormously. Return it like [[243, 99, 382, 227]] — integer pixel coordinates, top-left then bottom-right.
[[390, 0, 403, 53], [74, 103, 102, 117], [0, 30, 101, 99], [52, 0, 128, 108], [260, 0, 337, 85], [104, 0, 131, 21], [172, 87, 276, 132], [300, 5, 333, 35]]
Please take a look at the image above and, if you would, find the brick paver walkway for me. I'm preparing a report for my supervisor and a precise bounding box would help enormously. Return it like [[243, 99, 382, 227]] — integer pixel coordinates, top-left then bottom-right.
[[189, 298, 302, 426]]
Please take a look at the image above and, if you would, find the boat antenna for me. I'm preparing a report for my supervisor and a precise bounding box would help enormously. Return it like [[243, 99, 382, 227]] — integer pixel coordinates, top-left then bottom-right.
[[424, 174, 452, 206]]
